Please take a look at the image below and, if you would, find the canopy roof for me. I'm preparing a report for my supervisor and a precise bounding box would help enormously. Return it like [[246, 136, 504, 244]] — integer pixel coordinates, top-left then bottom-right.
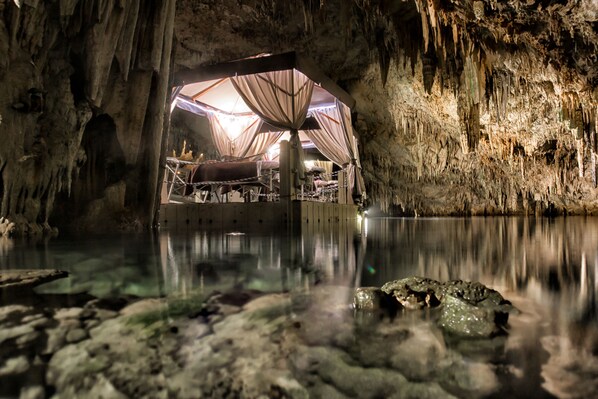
[[171, 52, 365, 198], [173, 52, 355, 117]]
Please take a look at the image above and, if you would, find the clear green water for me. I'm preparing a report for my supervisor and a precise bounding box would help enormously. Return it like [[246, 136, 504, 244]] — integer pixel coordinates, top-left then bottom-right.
[[1, 217, 597, 398]]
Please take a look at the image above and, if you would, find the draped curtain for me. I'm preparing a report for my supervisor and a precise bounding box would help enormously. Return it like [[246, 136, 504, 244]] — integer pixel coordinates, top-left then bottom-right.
[[231, 69, 314, 187], [207, 112, 275, 159], [338, 100, 366, 197], [310, 100, 366, 198]]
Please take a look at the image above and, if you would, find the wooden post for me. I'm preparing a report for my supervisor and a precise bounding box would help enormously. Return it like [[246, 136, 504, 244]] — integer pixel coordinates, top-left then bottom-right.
[[280, 140, 294, 201], [280, 140, 296, 231], [338, 170, 346, 204]]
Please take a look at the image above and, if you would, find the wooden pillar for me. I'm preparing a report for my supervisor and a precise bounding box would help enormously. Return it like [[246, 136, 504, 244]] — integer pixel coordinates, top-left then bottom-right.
[[338, 170, 347, 204], [280, 140, 295, 231], [280, 140, 295, 201]]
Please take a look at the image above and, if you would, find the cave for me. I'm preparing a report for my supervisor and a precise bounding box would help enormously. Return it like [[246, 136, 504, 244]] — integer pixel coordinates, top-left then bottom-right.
[[0, 0, 597, 397]]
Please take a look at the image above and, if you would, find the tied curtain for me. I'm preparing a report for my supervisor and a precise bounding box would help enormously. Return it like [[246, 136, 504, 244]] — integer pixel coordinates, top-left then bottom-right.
[[310, 99, 366, 198], [207, 112, 282, 159], [231, 69, 314, 187]]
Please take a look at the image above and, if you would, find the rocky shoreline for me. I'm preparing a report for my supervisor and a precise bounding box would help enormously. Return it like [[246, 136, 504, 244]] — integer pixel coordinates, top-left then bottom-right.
[[0, 270, 526, 398]]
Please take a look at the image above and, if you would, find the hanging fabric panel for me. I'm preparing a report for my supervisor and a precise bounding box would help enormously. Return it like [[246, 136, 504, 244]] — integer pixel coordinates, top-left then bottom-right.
[[243, 131, 284, 159], [207, 112, 264, 158], [310, 100, 366, 198], [337, 99, 366, 198], [231, 69, 314, 187], [309, 108, 352, 166], [230, 69, 314, 130]]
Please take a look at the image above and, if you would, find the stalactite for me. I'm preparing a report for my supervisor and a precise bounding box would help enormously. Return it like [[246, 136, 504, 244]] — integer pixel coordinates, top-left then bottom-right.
[[0, 0, 175, 233]]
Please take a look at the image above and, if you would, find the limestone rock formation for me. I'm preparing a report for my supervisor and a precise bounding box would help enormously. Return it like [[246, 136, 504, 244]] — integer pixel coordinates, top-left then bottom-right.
[[0, 0, 176, 234], [0, 269, 68, 293], [0, 217, 14, 236], [379, 276, 514, 337], [1, 0, 597, 233]]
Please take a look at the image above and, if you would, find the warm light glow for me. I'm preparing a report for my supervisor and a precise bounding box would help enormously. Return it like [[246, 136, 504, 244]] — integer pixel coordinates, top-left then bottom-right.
[[304, 160, 315, 170], [267, 144, 280, 160], [217, 114, 242, 140], [213, 113, 258, 141]]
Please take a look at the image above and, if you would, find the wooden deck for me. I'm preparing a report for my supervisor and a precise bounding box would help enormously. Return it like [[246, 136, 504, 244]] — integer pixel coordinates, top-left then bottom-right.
[[158, 201, 358, 231]]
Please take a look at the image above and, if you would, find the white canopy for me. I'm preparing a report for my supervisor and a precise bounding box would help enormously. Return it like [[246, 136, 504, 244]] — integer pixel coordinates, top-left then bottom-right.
[[178, 76, 338, 116], [172, 53, 365, 198]]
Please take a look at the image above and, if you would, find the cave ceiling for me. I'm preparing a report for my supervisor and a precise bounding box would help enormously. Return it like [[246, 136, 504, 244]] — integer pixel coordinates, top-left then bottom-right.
[[0, 0, 596, 235], [172, 0, 597, 215], [174, 0, 597, 97]]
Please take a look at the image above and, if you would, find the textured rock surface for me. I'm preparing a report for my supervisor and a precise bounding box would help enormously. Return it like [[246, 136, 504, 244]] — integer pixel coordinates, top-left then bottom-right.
[[0, 282, 594, 398], [0, 269, 68, 292], [1, 0, 597, 232], [171, 0, 598, 217], [381, 276, 513, 337], [0, 1, 176, 234]]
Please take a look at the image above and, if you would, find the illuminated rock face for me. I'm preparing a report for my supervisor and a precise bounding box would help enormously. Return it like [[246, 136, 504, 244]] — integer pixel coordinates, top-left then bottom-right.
[[173, 0, 598, 217], [1, 0, 596, 233], [0, 1, 176, 234]]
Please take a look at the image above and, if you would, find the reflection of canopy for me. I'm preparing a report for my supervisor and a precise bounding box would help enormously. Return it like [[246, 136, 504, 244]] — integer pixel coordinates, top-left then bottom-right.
[[173, 52, 365, 197]]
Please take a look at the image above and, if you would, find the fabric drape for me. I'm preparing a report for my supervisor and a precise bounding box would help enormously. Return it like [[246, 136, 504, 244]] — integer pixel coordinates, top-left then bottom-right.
[[230, 70, 314, 130], [310, 100, 366, 199], [338, 100, 366, 198], [207, 112, 283, 159], [207, 112, 268, 158], [231, 69, 314, 187]]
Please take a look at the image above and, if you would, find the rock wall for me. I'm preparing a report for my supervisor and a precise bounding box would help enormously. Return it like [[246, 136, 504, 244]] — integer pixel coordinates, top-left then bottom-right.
[[172, 0, 597, 216], [1, 0, 597, 234], [0, 0, 175, 234], [346, 0, 598, 216]]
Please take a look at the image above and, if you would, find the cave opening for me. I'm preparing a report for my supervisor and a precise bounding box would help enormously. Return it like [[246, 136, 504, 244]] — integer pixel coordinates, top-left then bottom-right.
[[50, 113, 126, 230]]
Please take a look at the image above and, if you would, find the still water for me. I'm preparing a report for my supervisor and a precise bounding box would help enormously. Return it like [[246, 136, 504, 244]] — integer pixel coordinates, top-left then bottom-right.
[[1, 217, 597, 398]]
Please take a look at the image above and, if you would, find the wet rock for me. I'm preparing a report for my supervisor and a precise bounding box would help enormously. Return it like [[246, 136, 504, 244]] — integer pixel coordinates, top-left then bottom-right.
[[291, 345, 455, 399], [119, 298, 169, 317], [54, 307, 84, 320], [19, 385, 45, 399], [381, 277, 442, 309], [0, 324, 35, 345], [437, 357, 499, 398], [438, 295, 504, 338], [389, 324, 447, 380], [380, 277, 513, 338], [0, 269, 68, 292], [18, 385, 44, 399], [0, 355, 30, 376], [93, 309, 119, 321], [15, 330, 40, 346], [21, 314, 51, 329], [43, 327, 67, 355], [65, 328, 88, 343], [353, 287, 387, 310], [440, 280, 507, 308], [0, 305, 31, 323]]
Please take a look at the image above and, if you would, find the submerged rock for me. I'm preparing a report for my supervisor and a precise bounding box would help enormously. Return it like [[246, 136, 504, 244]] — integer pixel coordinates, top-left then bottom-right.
[[371, 277, 514, 338], [0, 269, 69, 293], [353, 287, 388, 311], [381, 277, 442, 309]]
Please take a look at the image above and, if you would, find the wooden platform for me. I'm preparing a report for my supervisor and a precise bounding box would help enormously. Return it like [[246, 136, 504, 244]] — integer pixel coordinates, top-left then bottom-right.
[[158, 201, 359, 231]]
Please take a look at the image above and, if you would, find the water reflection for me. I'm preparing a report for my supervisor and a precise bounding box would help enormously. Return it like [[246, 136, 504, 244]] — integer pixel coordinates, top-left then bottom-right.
[[361, 217, 598, 323], [361, 217, 598, 398], [159, 226, 359, 296], [1, 217, 598, 397]]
